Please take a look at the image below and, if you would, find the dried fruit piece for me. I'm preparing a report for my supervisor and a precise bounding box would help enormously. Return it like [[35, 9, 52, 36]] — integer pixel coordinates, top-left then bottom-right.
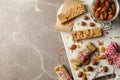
[[97, 40, 104, 46], [83, 15, 89, 20], [92, 59, 98, 65], [100, 46, 106, 52], [69, 44, 76, 50], [87, 66, 93, 71], [82, 68, 87, 72], [81, 21, 86, 26], [73, 65, 78, 70], [84, 58, 91, 65], [102, 66, 108, 72], [78, 71, 83, 77], [89, 22, 95, 27]]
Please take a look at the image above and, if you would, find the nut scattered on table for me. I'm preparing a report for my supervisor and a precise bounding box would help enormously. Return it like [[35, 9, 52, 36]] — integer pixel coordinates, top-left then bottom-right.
[[83, 15, 89, 20], [89, 22, 95, 27], [69, 44, 76, 50], [87, 66, 93, 71], [84, 58, 91, 65], [81, 21, 86, 26], [78, 71, 83, 77], [92, 59, 98, 65], [108, 59, 113, 65], [102, 66, 108, 72], [82, 73, 87, 80], [100, 46, 106, 52]]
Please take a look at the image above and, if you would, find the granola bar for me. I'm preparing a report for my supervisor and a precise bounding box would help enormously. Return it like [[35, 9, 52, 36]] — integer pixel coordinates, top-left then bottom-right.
[[54, 64, 72, 80], [72, 27, 102, 41], [70, 42, 96, 66], [58, 3, 86, 24]]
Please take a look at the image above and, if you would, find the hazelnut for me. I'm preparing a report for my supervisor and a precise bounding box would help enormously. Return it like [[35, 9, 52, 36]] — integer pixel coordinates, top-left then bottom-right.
[[84, 58, 91, 65], [78, 71, 83, 77], [81, 21, 86, 26], [92, 59, 98, 65], [108, 59, 113, 65], [102, 66, 108, 72], [87, 66, 93, 71], [82, 73, 87, 80], [89, 22, 95, 27], [83, 15, 89, 20], [69, 44, 76, 50], [100, 55, 106, 59]]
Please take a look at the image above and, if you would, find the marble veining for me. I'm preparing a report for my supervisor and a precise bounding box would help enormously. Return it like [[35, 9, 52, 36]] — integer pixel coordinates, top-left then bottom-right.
[[0, 0, 68, 80]]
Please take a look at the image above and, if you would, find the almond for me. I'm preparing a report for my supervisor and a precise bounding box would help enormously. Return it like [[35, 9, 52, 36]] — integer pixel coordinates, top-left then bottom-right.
[[92, 59, 98, 65], [83, 15, 89, 20], [107, 14, 113, 20], [78, 71, 83, 77], [102, 66, 108, 72], [96, 7, 102, 11], [84, 58, 91, 65], [108, 59, 113, 65], [87, 66, 93, 71], [100, 13, 104, 20], [100, 0, 105, 4], [69, 44, 76, 50], [105, 1, 110, 7], [102, 7, 108, 12], [111, 3, 116, 12], [82, 74, 87, 80], [94, 11, 100, 17], [89, 22, 95, 27], [81, 21, 86, 26], [94, 0, 100, 6], [104, 12, 107, 19]]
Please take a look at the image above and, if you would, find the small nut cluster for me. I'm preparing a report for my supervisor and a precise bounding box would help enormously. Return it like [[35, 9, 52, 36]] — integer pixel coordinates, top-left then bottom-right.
[[93, 0, 116, 20]]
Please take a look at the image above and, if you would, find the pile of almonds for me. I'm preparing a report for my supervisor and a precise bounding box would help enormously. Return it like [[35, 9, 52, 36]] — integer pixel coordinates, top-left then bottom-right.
[[93, 0, 116, 20]]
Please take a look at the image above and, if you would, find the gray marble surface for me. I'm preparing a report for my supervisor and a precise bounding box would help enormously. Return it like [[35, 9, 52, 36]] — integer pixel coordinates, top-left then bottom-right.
[[0, 0, 71, 80], [1, 0, 120, 80]]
